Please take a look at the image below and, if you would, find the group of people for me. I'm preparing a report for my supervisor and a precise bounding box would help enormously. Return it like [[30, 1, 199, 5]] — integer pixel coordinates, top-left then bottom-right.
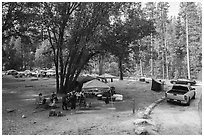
[[62, 91, 76, 110], [36, 87, 115, 109], [36, 90, 86, 110], [36, 92, 58, 108], [62, 90, 86, 110]]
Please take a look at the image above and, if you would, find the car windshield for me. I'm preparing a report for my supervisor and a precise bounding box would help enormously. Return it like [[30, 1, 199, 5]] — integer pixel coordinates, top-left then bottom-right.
[[172, 85, 188, 92]]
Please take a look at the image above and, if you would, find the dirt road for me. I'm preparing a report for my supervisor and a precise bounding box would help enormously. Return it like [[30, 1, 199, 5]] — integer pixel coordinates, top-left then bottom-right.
[[151, 84, 202, 135]]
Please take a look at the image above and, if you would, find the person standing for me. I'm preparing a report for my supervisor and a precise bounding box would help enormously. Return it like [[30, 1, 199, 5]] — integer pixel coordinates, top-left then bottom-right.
[[70, 91, 77, 110], [62, 94, 69, 110], [79, 91, 86, 107]]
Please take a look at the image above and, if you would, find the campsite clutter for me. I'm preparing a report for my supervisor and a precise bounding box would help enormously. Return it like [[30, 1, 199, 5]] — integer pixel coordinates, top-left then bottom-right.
[[82, 78, 123, 103], [139, 76, 165, 92], [34, 74, 124, 117], [34, 75, 165, 117]]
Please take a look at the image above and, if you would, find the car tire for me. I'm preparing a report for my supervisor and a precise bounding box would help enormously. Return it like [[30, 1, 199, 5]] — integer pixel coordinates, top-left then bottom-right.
[[192, 92, 196, 99], [167, 99, 170, 103], [186, 97, 190, 106]]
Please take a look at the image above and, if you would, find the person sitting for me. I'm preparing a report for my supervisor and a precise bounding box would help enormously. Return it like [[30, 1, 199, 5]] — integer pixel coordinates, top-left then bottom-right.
[[49, 98, 57, 108], [50, 92, 58, 103], [36, 93, 46, 108]]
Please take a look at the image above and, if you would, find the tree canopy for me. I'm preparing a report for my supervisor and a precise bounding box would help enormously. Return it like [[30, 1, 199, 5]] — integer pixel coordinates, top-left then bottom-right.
[[2, 2, 202, 93]]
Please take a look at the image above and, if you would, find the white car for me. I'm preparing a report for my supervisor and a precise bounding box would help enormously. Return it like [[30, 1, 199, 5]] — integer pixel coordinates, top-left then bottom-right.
[[16, 71, 25, 78], [165, 84, 196, 106], [6, 69, 18, 75], [46, 69, 56, 77], [24, 70, 32, 77]]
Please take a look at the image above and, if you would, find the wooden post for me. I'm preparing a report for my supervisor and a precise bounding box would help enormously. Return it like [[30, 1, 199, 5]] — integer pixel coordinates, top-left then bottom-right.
[[133, 99, 135, 114]]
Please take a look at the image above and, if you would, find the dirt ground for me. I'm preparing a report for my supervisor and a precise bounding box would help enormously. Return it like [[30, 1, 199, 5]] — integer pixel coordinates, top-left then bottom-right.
[[2, 75, 165, 135], [150, 85, 202, 135]]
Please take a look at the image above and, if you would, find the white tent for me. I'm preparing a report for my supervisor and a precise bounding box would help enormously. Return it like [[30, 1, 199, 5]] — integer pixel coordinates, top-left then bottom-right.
[[82, 79, 110, 90]]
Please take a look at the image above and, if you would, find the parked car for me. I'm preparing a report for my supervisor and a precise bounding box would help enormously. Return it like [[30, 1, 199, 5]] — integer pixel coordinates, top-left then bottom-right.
[[30, 71, 38, 77], [24, 70, 32, 77], [170, 78, 196, 86], [15, 71, 25, 78], [46, 69, 56, 77], [2, 71, 6, 76], [6, 69, 18, 75], [165, 84, 196, 106], [39, 70, 47, 77]]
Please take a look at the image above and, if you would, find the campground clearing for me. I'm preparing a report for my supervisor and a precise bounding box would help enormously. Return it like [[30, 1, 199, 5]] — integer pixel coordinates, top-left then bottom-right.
[[2, 75, 165, 135]]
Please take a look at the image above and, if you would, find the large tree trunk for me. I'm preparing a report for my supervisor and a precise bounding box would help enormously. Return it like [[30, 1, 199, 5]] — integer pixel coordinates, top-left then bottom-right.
[[99, 54, 104, 75], [140, 58, 143, 77], [62, 50, 98, 93], [118, 57, 123, 80], [59, 52, 65, 93], [63, 78, 76, 93], [186, 14, 191, 79], [162, 54, 165, 79], [150, 33, 154, 77], [165, 39, 169, 79], [54, 58, 60, 93]]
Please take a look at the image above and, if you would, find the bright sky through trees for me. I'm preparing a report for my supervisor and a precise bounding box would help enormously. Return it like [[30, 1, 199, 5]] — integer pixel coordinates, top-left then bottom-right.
[[168, 2, 180, 17], [141, 2, 180, 18]]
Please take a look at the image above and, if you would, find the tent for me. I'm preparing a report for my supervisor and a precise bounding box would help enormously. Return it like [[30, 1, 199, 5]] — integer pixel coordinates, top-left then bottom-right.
[[151, 78, 163, 92], [82, 79, 110, 90], [82, 79, 110, 96], [77, 75, 95, 84], [97, 73, 116, 82]]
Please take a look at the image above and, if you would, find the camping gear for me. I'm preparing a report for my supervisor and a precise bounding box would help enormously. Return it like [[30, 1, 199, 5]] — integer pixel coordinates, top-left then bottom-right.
[[49, 109, 65, 117], [82, 79, 110, 90], [151, 79, 164, 91], [139, 77, 145, 82], [97, 94, 102, 100], [112, 94, 123, 101]]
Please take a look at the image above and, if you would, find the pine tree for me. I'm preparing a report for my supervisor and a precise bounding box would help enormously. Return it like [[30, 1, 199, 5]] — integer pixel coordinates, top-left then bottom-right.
[[154, 2, 169, 79], [179, 2, 202, 79], [143, 2, 157, 77]]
